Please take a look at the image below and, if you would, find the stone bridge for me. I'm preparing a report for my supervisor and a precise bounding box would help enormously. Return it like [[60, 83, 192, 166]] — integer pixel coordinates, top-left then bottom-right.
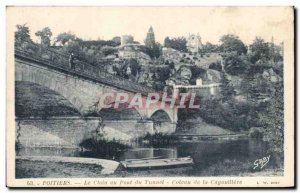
[[15, 42, 178, 147]]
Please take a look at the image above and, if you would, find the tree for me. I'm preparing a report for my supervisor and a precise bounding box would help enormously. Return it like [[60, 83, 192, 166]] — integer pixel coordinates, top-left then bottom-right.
[[164, 36, 188, 52], [199, 98, 248, 132], [150, 42, 162, 59], [81, 40, 120, 48], [157, 67, 171, 82], [219, 34, 247, 55], [201, 42, 218, 53], [223, 52, 250, 75], [62, 40, 85, 60], [141, 42, 162, 59], [189, 66, 206, 85], [124, 59, 141, 77], [164, 37, 171, 47], [259, 81, 284, 167], [35, 27, 53, 47], [101, 46, 118, 56], [112, 36, 121, 45], [273, 44, 284, 63], [209, 62, 222, 72], [15, 24, 32, 44], [55, 32, 77, 46], [220, 72, 236, 102], [249, 37, 271, 63]]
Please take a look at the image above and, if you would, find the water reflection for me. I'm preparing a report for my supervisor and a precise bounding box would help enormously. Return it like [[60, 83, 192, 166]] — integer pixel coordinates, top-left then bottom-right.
[[18, 138, 275, 176]]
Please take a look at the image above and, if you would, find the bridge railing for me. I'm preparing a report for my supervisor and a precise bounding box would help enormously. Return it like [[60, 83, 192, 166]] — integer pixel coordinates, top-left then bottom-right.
[[14, 41, 155, 94]]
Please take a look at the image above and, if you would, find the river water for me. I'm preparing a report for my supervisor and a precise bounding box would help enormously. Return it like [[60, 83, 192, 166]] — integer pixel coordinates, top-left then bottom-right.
[[17, 138, 278, 177]]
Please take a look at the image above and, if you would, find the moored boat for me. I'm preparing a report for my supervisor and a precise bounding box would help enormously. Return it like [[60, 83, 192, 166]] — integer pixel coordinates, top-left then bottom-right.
[[120, 156, 194, 169]]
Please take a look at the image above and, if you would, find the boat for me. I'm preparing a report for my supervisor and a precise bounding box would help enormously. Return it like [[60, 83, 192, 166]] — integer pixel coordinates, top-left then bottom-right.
[[120, 156, 194, 169]]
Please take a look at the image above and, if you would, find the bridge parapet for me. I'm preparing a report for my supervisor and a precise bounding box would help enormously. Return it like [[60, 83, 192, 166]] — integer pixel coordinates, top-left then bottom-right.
[[15, 41, 155, 95]]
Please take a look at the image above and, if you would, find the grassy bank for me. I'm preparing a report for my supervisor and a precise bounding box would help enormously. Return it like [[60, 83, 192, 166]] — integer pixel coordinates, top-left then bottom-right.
[[16, 159, 104, 178]]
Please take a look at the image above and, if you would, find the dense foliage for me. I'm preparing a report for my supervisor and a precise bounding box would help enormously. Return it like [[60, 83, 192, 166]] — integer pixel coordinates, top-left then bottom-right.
[[35, 27, 53, 47], [209, 62, 222, 71], [222, 52, 251, 76], [79, 126, 129, 157], [219, 34, 247, 55], [164, 36, 188, 52], [15, 24, 32, 45]]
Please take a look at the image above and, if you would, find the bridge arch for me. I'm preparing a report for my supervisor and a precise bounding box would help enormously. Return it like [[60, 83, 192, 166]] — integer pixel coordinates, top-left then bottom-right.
[[15, 62, 87, 113], [149, 109, 176, 134], [149, 109, 172, 123], [15, 81, 81, 118]]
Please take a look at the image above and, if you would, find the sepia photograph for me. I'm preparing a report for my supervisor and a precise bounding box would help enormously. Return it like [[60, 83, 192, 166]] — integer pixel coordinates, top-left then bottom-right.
[[6, 6, 294, 188]]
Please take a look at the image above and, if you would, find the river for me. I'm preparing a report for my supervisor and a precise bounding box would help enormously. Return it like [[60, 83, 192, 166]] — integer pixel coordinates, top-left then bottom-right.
[[17, 138, 278, 177]]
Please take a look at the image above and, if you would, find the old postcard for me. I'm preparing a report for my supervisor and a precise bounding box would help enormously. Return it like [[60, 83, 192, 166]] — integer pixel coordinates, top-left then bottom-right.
[[6, 6, 294, 188]]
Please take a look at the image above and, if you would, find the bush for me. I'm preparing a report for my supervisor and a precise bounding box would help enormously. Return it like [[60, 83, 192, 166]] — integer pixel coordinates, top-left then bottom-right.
[[79, 138, 129, 156], [209, 62, 222, 72], [164, 36, 188, 52], [223, 52, 250, 76], [139, 132, 179, 146], [249, 127, 264, 138], [199, 99, 251, 132], [101, 46, 118, 56]]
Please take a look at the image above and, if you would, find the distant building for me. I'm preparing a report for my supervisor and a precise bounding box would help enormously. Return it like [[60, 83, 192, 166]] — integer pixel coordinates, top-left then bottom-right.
[[121, 35, 134, 46], [119, 44, 139, 59], [187, 33, 203, 53], [196, 78, 203, 86], [118, 44, 151, 65], [173, 83, 221, 100], [144, 26, 156, 48]]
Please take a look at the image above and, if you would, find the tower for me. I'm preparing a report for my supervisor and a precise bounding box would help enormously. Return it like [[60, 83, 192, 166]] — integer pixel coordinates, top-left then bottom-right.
[[187, 33, 203, 53], [144, 26, 155, 48]]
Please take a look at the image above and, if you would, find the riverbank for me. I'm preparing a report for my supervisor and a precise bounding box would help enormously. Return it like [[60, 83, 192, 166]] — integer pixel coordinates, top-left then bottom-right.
[[16, 156, 119, 178], [17, 157, 282, 178], [16, 137, 278, 178]]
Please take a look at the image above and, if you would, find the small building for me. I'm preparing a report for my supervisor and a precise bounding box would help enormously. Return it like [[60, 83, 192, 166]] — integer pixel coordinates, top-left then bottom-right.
[[121, 35, 134, 46], [187, 33, 203, 54], [119, 44, 139, 59]]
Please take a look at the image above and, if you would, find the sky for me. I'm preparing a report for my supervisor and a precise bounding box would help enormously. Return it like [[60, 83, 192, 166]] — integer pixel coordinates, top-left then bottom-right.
[[7, 7, 293, 45]]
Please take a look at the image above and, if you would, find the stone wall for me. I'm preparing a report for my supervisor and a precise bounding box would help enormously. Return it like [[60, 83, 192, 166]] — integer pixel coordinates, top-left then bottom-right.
[[16, 118, 94, 148], [16, 118, 172, 148]]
